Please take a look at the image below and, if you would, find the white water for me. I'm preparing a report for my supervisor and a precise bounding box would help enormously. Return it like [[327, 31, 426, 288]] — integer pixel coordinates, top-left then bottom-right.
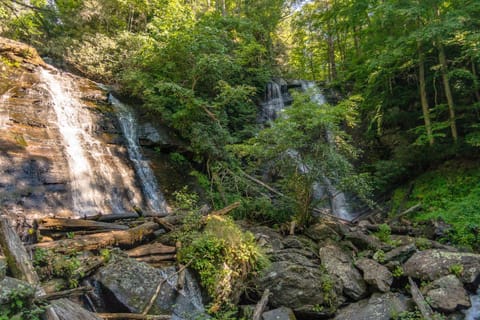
[[39, 68, 145, 217], [299, 80, 353, 220], [109, 95, 168, 215], [465, 288, 480, 320], [0, 91, 10, 128], [260, 79, 354, 220], [259, 81, 285, 123]]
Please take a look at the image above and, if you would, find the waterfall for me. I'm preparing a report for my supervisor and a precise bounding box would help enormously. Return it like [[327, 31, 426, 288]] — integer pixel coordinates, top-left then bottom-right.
[[260, 79, 354, 220], [300, 80, 353, 220], [39, 67, 150, 217], [109, 95, 168, 215], [259, 81, 285, 123], [0, 91, 10, 128], [465, 288, 480, 320]]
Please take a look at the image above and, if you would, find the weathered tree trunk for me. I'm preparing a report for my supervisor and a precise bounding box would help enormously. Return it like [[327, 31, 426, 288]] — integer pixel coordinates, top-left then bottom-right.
[[33, 222, 160, 253], [38, 217, 128, 232], [408, 277, 435, 320], [0, 217, 60, 320], [126, 243, 176, 258], [252, 289, 270, 320], [0, 216, 39, 283], [418, 41, 434, 145], [437, 40, 458, 142]]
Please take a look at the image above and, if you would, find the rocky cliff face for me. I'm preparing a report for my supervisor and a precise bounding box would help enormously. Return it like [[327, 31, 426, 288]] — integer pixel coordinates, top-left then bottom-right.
[[0, 37, 157, 222]]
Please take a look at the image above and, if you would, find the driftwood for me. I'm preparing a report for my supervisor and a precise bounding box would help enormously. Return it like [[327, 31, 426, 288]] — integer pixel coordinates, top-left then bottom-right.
[[134, 254, 176, 264], [51, 298, 101, 320], [0, 216, 39, 283], [408, 277, 435, 320], [38, 217, 128, 232], [126, 243, 176, 258], [252, 289, 270, 320], [142, 260, 193, 316], [32, 222, 160, 253], [0, 216, 60, 320], [90, 213, 140, 222], [96, 313, 170, 320], [154, 201, 241, 231], [387, 203, 422, 224], [37, 286, 93, 302]]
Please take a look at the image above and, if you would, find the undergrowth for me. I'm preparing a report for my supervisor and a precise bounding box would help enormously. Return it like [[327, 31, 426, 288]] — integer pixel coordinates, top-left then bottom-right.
[[391, 159, 480, 249]]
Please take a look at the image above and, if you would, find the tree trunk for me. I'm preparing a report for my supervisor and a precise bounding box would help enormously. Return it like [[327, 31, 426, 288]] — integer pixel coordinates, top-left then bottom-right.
[[418, 41, 434, 145], [437, 39, 458, 142], [32, 222, 160, 253]]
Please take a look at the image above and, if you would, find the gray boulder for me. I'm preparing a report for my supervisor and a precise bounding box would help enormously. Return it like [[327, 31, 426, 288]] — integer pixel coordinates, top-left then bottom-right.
[[258, 260, 342, 314], [403, 249, 480, 284], [383, 244, 417, 263], [334, 292, 410, 320], [0, 277, 34, 305], [262, 307, 296, 320], [344, 231, 389, 251], [423, 275, 471, 313], [319, 244, 367, 300], [95, 256, 205, 319], [305, 223, 340, 243], [355, 258, 393, 293]]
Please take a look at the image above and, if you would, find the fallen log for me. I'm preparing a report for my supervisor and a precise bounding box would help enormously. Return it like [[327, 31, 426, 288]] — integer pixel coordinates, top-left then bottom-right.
[[252, 289, 270, 320], [135, 254, 177, 264], [408, 277, 435, 320], [36, 286, 93, 302], [38, 217, 128, 232], [126, 243, 176, 258], [32, 222, 160, 253], [387, 203, 422, 224]]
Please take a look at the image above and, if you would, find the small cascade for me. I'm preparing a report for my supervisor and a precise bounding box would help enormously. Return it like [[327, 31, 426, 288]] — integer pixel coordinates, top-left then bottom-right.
[[0, 91, 10, 128], [109, 95, 168, 215], [300, 80, 354, 220], [39, 68, 145, 217], [259, 81, 286, 122], [465, 288, 480, 320]]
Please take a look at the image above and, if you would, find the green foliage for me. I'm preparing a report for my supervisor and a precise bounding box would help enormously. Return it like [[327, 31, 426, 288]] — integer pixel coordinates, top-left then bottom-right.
[[449, 264, 464, 277], [177, 216, 267, 313], [393, 160, 480, 249], [373, 249, 385, 263], [415, 237, 432, 251], [392, 310, 423, 320], [392, 266, 404, 278], [0, 287, 44, 320], [33, 248, 83, 288], [375, 224, 392, 243]]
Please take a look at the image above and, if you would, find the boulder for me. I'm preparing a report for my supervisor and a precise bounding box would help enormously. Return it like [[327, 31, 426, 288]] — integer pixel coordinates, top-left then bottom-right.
[[383, 244, 417, 263], [262, 307, 296, 320], [355, 258, 393, 293], [333, 292, 410, 320], [0, 277, 35, 305], [305, 223, 340, 243], [249, 226, 284, 254], [319, 244, 367, 300], [257, 260, 342, 314], [51, 299, 102, 320], [95, 256, 205, 319], [403, 249, 480, 284], [344, 231, 389, 251], [423, 275, 471, 313]]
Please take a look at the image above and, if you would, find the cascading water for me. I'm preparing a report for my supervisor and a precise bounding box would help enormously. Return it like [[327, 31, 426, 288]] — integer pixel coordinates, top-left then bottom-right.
[[259, 81, 285, 123], [109, 95, 168, 215], [0, 91, 10, 128], [300, 80, 353, 220], [465, 288, 480, 320], [260, 79, 354, 220], [39, 67, 149, 217]]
